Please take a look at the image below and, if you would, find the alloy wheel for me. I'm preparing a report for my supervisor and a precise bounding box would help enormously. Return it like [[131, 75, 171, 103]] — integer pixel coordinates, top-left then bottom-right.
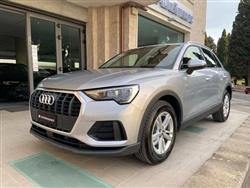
[[151, 111, 174, 155], [223, 94, 230, 118]]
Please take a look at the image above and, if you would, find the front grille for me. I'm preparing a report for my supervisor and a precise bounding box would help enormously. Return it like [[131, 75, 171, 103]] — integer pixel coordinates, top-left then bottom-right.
[[31, 90, 81, 117], [30, 89, 81, 132]]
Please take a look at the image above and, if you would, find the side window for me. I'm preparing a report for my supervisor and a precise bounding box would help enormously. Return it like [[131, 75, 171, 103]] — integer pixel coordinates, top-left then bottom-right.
[[201, 48, 221, 68], [212, 53, 222, 67], [181, 46, 203, 69]]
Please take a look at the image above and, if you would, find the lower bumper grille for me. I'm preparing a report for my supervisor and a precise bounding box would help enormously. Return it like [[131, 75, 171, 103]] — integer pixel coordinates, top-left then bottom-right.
[[31, 124, 124, 151]]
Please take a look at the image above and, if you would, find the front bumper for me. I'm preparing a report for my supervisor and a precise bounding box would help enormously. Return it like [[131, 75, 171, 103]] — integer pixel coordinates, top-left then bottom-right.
[[30, 88, 144, 153], [30, 124, 140, 156]]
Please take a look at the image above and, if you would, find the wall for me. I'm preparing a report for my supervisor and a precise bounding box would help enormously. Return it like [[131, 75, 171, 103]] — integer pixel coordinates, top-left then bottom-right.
[[178, 0, 207, 43], [87, 6, 120, 69], [87, 6, 138, 69], [189, 0, 206, 43], [8, 0, 88, 22]]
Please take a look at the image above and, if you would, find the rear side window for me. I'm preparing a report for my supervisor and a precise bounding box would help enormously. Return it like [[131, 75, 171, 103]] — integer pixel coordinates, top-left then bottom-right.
[[181, 46, 204, 69], [201, 48, 221, 68], [211, 53, 222, 67]]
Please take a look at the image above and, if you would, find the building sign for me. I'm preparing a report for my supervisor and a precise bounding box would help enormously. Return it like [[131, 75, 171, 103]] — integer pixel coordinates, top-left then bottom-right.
[[148, 0, 193, 26], [159, 0, 193, 24]]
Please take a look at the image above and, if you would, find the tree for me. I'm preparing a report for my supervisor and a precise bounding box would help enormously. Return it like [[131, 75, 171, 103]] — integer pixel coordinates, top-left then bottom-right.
[[204, 32, 217, 52], [217, 29, 229, 68], [229, 0, 250, 86]]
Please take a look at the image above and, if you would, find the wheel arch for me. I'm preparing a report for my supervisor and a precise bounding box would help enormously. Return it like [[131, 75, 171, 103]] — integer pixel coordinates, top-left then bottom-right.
[[137, 90, 183, 142], [225, 84, 232, 99]]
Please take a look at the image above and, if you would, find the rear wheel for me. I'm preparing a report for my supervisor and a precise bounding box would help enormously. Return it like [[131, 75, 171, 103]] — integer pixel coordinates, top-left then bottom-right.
[[135, 101, 177, 165], [212, 91, 231, 122]]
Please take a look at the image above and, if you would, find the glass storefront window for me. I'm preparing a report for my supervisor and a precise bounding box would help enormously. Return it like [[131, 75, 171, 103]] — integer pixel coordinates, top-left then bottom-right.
[[0, 10, 28, 102], [138, 15, 184, 47], [31, 17, 57, 88], [61, 25, 82, 73]]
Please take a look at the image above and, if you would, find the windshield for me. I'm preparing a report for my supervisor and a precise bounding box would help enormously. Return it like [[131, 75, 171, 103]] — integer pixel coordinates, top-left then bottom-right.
[[100, 45, 182, 69]]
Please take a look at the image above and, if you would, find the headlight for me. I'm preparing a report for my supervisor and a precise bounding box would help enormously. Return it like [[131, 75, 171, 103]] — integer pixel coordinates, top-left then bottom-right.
[[84, 85, 139, 104]]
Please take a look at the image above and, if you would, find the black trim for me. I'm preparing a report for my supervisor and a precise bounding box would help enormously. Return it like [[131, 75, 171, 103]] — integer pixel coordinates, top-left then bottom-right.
[[225, 84, 232, 99], [137, 90, 183, 142], [87, 121, 127, 141], [181, 103, 222, 129], [30, 125, 140, 156]]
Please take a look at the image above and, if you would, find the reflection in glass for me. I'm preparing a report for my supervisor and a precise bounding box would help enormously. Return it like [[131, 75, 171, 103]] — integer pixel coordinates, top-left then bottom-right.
[[0, 10, 28, 102], [138, 16, 184, 47], [61, 25, 81, 73], [31, 17, 57, 88]]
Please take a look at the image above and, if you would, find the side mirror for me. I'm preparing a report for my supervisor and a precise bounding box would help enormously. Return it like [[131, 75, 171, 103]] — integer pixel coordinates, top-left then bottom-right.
[[186, 59, 207, 74]]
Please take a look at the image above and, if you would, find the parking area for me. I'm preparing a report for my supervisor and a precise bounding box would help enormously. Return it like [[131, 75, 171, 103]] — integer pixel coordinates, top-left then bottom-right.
[[0, 98, 249, 187]]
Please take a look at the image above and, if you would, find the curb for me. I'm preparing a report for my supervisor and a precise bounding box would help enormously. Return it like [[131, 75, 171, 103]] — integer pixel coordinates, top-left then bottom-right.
[[183, 116, 250, 188], [242, 159, 250, 188]]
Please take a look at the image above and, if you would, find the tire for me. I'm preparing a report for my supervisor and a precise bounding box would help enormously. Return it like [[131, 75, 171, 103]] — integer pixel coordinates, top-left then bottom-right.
[[212, 91, 231, 122], [135, 100, 177, 165]]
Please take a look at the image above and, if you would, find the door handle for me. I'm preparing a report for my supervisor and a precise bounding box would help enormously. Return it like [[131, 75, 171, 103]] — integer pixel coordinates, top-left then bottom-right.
[[206, 77, 211, 81]]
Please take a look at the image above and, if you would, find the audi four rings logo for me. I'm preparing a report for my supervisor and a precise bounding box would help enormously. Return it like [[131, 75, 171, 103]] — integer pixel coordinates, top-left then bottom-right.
[[39, 94, 55, 105]]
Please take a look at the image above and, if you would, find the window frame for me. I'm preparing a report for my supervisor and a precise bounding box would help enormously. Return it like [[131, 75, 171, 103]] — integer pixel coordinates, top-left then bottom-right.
[[178, 45, 205, 70], [211, 51, 223, 68], [200, 47, 222, 68]]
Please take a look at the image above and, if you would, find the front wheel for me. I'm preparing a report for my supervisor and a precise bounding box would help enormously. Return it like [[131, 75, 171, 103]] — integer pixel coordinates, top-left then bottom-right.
[[135, 101, 177, 165], [212, 91, 231, 122]]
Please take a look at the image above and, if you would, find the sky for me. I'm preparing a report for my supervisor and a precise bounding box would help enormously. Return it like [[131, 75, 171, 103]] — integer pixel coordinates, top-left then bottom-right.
[[206, 0, 240, 43]]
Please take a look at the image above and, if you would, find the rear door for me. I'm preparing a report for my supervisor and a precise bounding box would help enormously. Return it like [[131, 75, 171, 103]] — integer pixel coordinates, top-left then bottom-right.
[[200, 48, 222, 106]]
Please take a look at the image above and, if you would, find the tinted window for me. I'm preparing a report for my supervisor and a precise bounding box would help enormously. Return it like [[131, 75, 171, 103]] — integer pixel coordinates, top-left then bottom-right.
[[100, 45, 181, 69], [212, 53, 222, 67], [181, 46, 203, 69], [201, 48, 221, 68]]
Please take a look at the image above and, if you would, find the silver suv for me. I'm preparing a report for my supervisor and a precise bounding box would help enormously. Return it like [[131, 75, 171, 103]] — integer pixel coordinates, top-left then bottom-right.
[[30, 42, 232, 164]]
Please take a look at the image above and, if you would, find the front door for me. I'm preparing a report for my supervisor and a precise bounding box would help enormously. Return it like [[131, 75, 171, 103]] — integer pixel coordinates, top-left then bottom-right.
[[180, 46, 209, 121]]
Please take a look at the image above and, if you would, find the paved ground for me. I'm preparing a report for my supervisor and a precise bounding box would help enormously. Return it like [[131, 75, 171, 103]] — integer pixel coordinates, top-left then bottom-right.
[[184, 116, 250, 188], [232, 92, 250, 188], [232, 92, 250, 114], [0, 92, 250, 187], [242, 166, 250, 188]]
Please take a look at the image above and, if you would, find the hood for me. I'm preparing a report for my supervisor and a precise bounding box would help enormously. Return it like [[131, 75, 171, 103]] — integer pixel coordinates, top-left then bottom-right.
[[38, 68, 173, 90]]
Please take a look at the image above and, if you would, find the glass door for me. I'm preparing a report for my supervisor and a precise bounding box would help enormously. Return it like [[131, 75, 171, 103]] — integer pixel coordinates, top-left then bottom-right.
[[60, 24, 82, 73], [29, 15, 85, 89], [30, 17, 57, 88]]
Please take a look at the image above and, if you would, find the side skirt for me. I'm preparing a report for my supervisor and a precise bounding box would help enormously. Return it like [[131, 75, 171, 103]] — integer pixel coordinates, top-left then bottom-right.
[[180, 103, 222, 129]]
